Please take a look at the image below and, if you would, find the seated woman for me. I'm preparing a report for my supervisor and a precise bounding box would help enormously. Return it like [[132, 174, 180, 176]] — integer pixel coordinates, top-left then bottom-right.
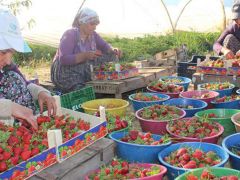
[[0, 9, 56, 130], [51, 8, 121, 93], [213, 1, 240, 59]]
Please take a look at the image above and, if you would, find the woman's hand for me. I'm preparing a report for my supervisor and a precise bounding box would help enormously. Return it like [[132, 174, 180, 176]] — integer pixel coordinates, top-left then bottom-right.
[[111, 48, 122, 58], [38, 92, 57, 116], [223, 49, 235, 59], [12, 102, 38, 130], [84, 51, 99, 60]]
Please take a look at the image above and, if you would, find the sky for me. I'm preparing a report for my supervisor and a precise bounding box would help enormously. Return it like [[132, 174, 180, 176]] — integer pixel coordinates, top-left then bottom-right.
[[164, 0, 233, 7]]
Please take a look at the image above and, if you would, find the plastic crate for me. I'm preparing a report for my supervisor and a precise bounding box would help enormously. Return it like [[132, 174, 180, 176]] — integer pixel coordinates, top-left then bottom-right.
[[60, 86, 95, 112]]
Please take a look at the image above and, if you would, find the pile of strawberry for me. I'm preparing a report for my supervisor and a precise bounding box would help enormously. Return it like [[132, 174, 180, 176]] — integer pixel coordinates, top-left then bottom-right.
[[133, 92, 165, 101], [94, 63, 135, 72], [120, 130, 170, 145], [164, 147, 221, 169], [140, 104, 182, 121], [0, 114, 91, 173], [200, 82, 232, 90], [148, 81, 183, 93], [160, 77, 184, 84], [175, 105, 193, 109], [0, 124, 48, 172], [87, 158, 161, 180], [192, 93, 210, 99], [186, 169, 238, 180], [231, 145, 240, 156], [94, 112, 129, 133], [37, 115, 90, 142], [167, 117, 220, 139], [214, 95, 240, 103]]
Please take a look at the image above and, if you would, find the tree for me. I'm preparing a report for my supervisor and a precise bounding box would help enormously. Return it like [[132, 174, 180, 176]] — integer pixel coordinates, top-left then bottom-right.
[[0, 0, 34, 28]]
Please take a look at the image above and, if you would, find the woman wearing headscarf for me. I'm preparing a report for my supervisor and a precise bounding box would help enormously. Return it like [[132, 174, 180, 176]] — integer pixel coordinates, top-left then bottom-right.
[[51, 8, 121, 93], [0, 9, 57, 130], [213, 0, 240, 59]]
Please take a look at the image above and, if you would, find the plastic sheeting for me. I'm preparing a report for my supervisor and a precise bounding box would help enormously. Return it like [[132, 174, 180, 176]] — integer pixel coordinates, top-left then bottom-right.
[[9, 0, 232, 47]]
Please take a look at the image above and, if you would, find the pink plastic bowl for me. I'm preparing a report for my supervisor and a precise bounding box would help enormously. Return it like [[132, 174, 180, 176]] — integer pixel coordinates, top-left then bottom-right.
[[166, 118, 224, 144], [84, 163, 167, 180], [180, 90, 219, 108], [135, 107, 186, 135], [146, 86, 183, 98]]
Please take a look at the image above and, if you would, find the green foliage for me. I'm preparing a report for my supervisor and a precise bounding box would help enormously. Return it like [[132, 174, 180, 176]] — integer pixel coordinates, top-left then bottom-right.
[[15, 31, 220, 66]]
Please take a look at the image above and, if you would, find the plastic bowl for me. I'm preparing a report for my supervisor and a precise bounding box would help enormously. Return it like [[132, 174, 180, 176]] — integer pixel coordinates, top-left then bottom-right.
[[211, 97, 240, 109], [84, 163, 167, 180], [135, 106, 186, 135], [129, 93, 170, 111], [159, 76, 191, 91], [195, 109, 240, 137], [166, 118, 224, 144], [198, 83, 235, 97], [163, 98, 207, 117], [222, 133, 240, 170], [176, 167, 240, 180], [158, 142, 229, 180], [146, 85, 183, 98], [231, 112, 240, 133], [180, 90, 219, 108], [81, 98, 129, 116], [109, 131, 171, 163]]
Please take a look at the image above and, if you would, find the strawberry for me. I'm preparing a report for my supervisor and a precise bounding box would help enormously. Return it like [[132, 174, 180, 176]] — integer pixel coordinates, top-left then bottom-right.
[[21, 150, 31, 161], [31, 147, 40, 156], [176, 148, 187, 157], [0, 154, 3, 161], [3, 151, 11, 160], [28, 165, 36, 174], [227, 176, 239, 180], [182, 153, 190, 161], [129, 130, 139, 140], [192, 149, 203, 160], [104, 168, 110, 175], [183, 160, 197, 169], [186, 174, 198, 180], [0, 162, 7, 172], [10, 156, 19, 165], [111, 160, 119, 166], [93, 176, 100, 180], [7, 136, 19, 146], [61, 150, 67, 157], [13, 147, 22, 156]]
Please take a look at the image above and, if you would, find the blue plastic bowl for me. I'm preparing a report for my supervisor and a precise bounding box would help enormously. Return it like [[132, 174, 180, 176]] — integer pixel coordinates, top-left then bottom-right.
[[109, 131, 171, 163], [163, 98, 207, 117], [222, 133, 240, 170], [211, 98, 240, 109], [129, 93, 170, 111], [158, 142, 229, 180], [159, 76, 191, 91], [198, 83, 235, 97]]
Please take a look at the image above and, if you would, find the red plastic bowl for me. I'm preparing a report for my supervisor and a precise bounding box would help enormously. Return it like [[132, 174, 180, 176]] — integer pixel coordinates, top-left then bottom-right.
[[166, 118, 224, 144], [135, 107, 186, 135], [180, 90, 219, 108], [146, 86, 183, 98], [84, 163, 167, 180]]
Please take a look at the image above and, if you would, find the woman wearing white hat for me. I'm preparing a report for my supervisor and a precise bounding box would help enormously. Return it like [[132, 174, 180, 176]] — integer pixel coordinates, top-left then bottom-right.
[[0, 9, 57, 130], [214, 0, 240, 59], [51, 8, 122, 93]]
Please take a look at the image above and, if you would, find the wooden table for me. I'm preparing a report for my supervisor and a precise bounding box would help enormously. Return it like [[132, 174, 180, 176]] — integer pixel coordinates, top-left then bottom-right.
[[30, 138, 115, 180], [192, 73, 240, 89], [86, 67, 175, 98]]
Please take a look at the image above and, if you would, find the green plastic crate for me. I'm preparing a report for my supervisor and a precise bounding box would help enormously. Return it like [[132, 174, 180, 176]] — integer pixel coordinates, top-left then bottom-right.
[[60, 86, 95, 112]]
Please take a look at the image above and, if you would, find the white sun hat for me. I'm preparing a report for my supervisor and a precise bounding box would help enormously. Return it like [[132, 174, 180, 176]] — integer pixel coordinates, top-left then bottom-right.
[[0, 9, 31, 53]]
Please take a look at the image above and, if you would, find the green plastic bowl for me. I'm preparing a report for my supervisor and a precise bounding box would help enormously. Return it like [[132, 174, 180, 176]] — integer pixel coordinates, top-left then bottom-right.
[[195, 109, 240, 137], [175, 167, 240, 180]]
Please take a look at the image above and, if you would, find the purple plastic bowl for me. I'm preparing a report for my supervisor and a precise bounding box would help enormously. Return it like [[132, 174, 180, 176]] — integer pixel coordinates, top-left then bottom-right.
[[135, 107, 186, 135], [146, 86, 183, 98], [84, 163, 167, 180], [180, 90, 219, 108], [166, 118, 224, 144]]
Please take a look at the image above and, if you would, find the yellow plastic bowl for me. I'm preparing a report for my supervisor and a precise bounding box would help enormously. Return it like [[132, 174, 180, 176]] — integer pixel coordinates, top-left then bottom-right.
[[81, 98, 129, 116]]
